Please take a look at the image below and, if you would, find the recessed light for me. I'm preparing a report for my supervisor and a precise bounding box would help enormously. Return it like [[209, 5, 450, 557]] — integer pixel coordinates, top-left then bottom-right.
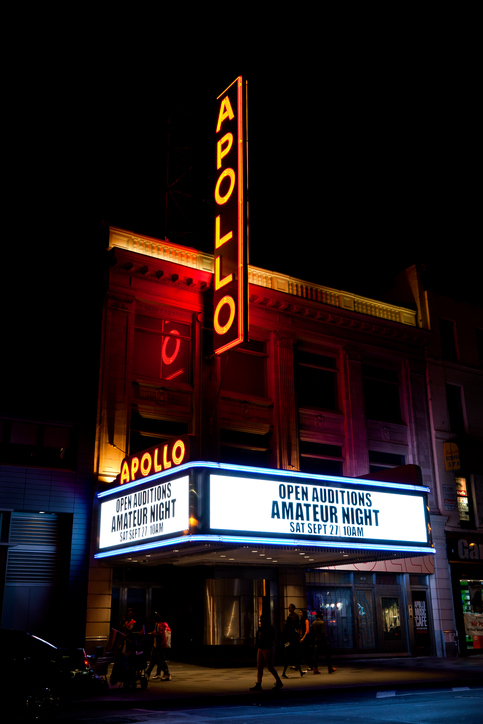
[[229, 558, 234, 561], [267, 557, 272, 560], [220, 555, 226, 558], [252, 550, 258, 553], [259, 553, 265, 556]]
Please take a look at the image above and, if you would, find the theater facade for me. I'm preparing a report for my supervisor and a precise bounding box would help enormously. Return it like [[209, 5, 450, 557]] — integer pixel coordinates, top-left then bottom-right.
[[82, 225, 450, 662]]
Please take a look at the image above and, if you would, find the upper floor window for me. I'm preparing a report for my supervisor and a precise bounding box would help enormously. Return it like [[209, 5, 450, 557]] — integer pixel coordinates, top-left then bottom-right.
[[368, 450, 406, 474], [476, 329, 483, 368], [446, 384, 466, 433], [129, 412, 189, 457], [133, 314, 191, 385], [299, 441, 343, 475], [0, 419, 76, 469], [220, 429, 272, 468], [296, 350, 338, 412], [221, 340, 268, 398], [439, 318, 459, 362], [362, 364, 402, 424]]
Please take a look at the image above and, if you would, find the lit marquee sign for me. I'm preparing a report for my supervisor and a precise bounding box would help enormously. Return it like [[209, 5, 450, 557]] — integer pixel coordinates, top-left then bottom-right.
[[210, 474, 430, 546], [98, 474, 189, 550], [213, 76, 248, 355], [95, 462, 435, 560]]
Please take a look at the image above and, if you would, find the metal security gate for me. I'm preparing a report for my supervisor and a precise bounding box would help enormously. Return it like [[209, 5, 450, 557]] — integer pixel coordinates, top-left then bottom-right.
[[2, 512, 71, 639]]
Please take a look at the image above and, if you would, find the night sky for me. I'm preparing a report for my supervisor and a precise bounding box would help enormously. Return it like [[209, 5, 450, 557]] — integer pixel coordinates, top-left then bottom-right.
[[3, 38, 478, 420]]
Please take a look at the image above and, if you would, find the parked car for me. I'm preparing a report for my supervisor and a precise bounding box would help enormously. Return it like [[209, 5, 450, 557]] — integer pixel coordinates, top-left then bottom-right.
[[0, 630, 107, 721]]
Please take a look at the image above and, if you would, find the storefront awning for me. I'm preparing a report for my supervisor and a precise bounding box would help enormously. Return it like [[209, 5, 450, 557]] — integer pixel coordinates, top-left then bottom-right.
[[94, 462, 435, 568]]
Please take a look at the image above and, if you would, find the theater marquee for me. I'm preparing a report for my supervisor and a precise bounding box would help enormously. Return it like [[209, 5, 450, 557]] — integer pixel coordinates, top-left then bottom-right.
[[95, 462, 435, 563], [209, 474, 429, 545]]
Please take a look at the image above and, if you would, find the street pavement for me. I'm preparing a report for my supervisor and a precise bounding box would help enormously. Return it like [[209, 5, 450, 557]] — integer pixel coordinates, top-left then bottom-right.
[[72, 655, 483, 710]]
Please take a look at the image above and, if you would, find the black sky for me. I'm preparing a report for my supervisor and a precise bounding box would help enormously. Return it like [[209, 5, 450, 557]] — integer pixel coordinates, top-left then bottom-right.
[[3, 32, 478, 419]]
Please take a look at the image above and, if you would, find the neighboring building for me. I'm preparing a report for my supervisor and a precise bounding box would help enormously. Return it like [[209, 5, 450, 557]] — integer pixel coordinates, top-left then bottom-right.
[[391, 265, 483, 655], [85, 227, 444, 662], [0, 413, 94, 645]]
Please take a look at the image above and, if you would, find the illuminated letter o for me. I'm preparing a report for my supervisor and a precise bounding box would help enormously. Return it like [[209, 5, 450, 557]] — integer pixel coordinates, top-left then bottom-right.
[[215, 168, 236, 205], [162, 330, 180, 365], [214, 295, 236, 335], [172, 439, 186, 466], [140, 452, 152, 477]]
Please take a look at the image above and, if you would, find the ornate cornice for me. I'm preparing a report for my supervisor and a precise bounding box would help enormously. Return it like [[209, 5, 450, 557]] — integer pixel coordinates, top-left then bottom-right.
[[109, 226, 419, 332]]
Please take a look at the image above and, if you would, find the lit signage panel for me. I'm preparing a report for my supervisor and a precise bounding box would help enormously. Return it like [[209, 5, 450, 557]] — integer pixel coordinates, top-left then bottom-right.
[[98, 475, 189, 550], [213, 76, 248, 355], [209, 474, 429, 546]]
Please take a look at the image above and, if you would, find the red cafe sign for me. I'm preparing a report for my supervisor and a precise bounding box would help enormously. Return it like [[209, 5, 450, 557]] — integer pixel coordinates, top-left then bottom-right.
[[119, 437, 189, 485], [213, 76, 248, 355]]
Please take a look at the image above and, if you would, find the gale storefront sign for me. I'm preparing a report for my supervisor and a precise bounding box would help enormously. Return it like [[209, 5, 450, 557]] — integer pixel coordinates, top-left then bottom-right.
[[209, 474, 430, 545]]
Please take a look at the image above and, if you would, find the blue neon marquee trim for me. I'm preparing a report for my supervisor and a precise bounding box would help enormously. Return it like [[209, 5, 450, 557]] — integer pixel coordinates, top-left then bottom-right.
[[94, 533, 436, 560], [98, 461, 431, 499]]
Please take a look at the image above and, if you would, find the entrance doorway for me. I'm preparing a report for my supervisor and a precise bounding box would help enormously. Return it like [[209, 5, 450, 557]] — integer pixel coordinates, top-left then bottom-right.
[[377, 593, 405, 653], [355, 589, 376, 649]]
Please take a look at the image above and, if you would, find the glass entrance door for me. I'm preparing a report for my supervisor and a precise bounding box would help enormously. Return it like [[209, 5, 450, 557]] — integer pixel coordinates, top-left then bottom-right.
[[355, 589, 376, 649], [377, 595, 405, 652]]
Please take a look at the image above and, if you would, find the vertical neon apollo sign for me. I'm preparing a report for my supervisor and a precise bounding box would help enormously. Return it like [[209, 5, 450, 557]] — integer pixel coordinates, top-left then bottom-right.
[[213, 77, 248, 355]]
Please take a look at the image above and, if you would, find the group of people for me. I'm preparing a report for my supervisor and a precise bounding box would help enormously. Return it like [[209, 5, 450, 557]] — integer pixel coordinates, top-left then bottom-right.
[[250, 604, 336, 691], [119, 608, 172, 682]]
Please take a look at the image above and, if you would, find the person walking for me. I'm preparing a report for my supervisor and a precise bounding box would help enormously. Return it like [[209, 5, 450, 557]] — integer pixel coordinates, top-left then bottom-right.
[[282, 604, 305, 678], [146, 613, 172, 681], [298, 609, 310, 667], [249, 613, 283, 691], [311, 611, 336, 674]]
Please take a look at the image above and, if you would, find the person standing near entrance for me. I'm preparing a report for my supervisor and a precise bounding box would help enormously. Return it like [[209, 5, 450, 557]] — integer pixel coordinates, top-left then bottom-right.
[[249, 613, 283, 691], [311, 611, 336, 674], [146, 613, 172, 681]]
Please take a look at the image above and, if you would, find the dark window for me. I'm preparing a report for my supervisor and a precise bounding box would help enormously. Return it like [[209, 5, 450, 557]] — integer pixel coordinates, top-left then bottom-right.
[[221, 340, 267, 398], [133, 315, 191, 384], [368, 450, 406, 474], [362, 365, 401, 423], [0, 419, 76, 469], [446, 384, 466, 433], [476, 329, 483, 368], [220, 429, 271, 467], [439, 318, 458, 362], [299, 441, 343, 475], [296, 351, 338, 411], [129, 411, 189, 456]]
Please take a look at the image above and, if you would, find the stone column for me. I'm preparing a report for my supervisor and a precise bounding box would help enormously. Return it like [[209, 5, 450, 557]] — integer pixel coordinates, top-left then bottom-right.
[[272, 331, 299, 470], [342, 347, 369, 477]]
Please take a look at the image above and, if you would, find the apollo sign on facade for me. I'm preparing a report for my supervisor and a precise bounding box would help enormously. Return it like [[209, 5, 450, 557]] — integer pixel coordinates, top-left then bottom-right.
[[213, 77, 249, 355]]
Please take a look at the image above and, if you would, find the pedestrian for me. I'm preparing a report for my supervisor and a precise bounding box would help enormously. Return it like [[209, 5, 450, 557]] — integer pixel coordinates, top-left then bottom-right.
[[311, 611, 336, 674], [249, 613, 283, 691], [146, 612, 172, 681], [298, 609, 310, 666], [282, 604, 305, 678], [120, 608, 137, 655]]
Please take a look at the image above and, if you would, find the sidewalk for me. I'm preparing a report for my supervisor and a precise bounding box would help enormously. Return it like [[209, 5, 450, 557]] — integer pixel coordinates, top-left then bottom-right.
[[76, 655, 483, 709]]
